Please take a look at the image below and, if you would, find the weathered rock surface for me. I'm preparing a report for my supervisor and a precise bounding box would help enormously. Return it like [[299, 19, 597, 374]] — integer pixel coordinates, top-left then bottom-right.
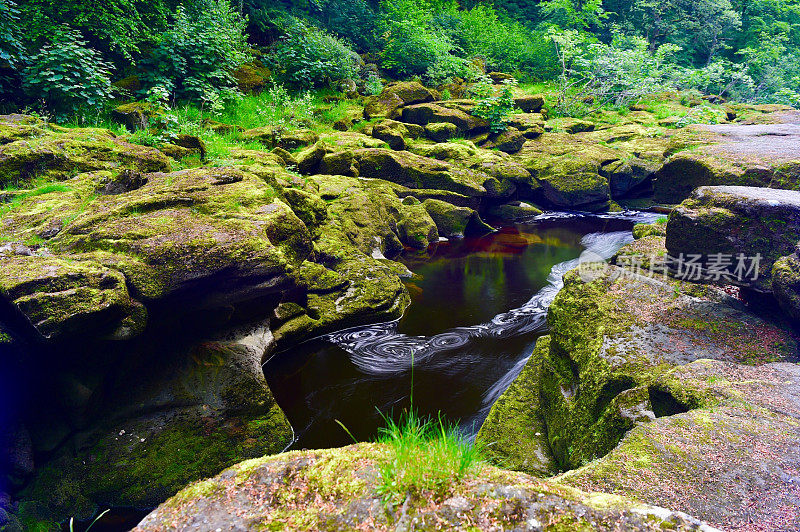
[[653, 120, 800, 203], [478, 259, 799, 531], [0, 118, 170, 187], [135, 443, 719, 532], [666, 185, 800, 292], [773, 250, 800, 322], [401, 102, 490, 134], [17, 324, 292, 526], [363, 81, 437, 119]]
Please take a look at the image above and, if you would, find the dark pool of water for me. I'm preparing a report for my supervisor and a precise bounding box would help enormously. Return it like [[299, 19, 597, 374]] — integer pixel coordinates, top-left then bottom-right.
[[264, 212, 660, 450]]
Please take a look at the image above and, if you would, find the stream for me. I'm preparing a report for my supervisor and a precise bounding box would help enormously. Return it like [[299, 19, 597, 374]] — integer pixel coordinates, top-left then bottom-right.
[[264, 210, 662, 450]]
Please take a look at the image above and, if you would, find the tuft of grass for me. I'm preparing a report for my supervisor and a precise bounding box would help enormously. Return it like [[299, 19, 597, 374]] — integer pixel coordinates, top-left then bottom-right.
[[376, 410, 481, 504]]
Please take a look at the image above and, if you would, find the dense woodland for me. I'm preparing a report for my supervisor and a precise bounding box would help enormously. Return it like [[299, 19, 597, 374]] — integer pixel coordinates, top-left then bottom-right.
[[1, 0, 799, 121]]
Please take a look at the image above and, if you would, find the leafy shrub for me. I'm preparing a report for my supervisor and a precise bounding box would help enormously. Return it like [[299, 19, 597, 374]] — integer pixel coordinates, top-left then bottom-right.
[[269, 17, 359, 89], [364, 73, 384, 96], [0, 0, 24, 101], [453, 4, 558, 78], [472, 78, 519, 134], [22, 26, 114, 119], [549, 29, 680, 116], [18, 0, 170, 61], [675, 105, 727, 128], [310, 0, 380, 52], [425, 54, 478, 85], [377, 410, 480, 504], [143, 0, 249, 103], [379, 0, 457, 77]]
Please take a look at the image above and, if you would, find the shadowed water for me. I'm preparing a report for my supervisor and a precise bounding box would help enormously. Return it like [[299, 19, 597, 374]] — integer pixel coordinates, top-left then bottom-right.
[[264, 211, 661, 449]]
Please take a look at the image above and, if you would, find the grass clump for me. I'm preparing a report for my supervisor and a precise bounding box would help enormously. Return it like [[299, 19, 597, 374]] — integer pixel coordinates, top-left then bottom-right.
[[376, 410, 481, 504]]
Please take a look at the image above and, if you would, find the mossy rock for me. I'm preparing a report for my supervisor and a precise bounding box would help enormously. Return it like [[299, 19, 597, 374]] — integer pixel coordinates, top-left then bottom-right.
[[773, 252, 800, 323], [475, 336, 556, 476], [0, 120, 170, 188], [363, 81, 436, 119], [665, 185, 800, 292], [111, 102, 161, 130], [17, 331, 293, 526], [134, 443, 716, 531], [401, 103, 489, 134], [536, 172, 611, 211], [422, 198, 492, 239], [352, 148, 488, 197]]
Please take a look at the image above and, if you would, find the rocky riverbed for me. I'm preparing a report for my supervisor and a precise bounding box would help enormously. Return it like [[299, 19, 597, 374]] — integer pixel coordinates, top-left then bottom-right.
[[1, 82, 799, 530]]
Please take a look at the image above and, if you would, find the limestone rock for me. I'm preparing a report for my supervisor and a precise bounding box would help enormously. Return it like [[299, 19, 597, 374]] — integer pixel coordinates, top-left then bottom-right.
[[422, 198, 492, 238], [135, 444, 716, 532], [296, 141, 327, 174], [486, 127, 526, 154], [513, 94, 545, 113], [425, 121, 458, 142], [363, 81, 436, 119], [401, 103, 489, 134], [665, 185, 800, 292]]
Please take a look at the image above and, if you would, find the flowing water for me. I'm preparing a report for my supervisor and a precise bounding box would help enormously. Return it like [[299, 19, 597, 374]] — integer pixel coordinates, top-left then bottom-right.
[[264, 211, 661, 450]]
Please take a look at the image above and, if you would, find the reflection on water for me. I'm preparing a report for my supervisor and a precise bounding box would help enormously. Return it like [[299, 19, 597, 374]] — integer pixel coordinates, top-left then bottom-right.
[[264, 212, 660, 450]]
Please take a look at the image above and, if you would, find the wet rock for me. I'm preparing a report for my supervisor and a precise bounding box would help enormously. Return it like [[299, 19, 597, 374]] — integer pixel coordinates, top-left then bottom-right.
[[602, 157, 659, 197], [422, 198, 492, 239], [537, 172, 611, 211], [480, 260, 798, 529], [134, 443, 719, 532], [486, 201, 543, 222], [18, 324, 293, 526], [666, 185, 800, 292]]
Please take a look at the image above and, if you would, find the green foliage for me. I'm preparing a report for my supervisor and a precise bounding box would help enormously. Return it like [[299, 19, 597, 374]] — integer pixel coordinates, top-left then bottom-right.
[[268, 17, 359, 88], [471, 77, 519, 133], [143, 0, 249, 103], [376, 410, 480, 504], [549, 29, 680, 116], [675, 104, 727, 127], [18, 0, 169, 61], [540, 0, 607, 31], [454, 5, 558, 78], [364, 73, 384, 96], [378, 0, 457, 78], [0, 0, 24, 100], [22, 26, 114, 120]]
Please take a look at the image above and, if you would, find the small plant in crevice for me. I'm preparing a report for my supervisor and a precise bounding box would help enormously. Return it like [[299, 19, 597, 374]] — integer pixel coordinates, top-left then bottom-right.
[[472, 78, 519, 134], [375, 410, 481, 504]]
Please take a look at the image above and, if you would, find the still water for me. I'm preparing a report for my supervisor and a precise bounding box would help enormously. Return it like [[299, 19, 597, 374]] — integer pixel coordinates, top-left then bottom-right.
[[264, 211, 660, 450]]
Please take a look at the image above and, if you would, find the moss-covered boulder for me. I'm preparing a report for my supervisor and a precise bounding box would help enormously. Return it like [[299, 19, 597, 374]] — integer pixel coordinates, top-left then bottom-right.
[[352, 148, 490, 197], [363, 81, 436, 119], [772, 251, 800, 323], [514, 94, 545, 113], [478, 258, 798, 529], [111, 102, 162, 130], [422, 198, 492, 239], [486, 201, 543, 222], [537, 172, 611, 211], [424, 121, 458, 142], [371, 120, 408, 151], [0, 118, 170, 187], [134, 443, 717, 531], [0, 254, 145, 342], [476, 337, 556, 476], [665, 185, 800, 292], [0, 166, 313, 340], [401, 102, 490, 134], [485, 127, 526, 154]]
